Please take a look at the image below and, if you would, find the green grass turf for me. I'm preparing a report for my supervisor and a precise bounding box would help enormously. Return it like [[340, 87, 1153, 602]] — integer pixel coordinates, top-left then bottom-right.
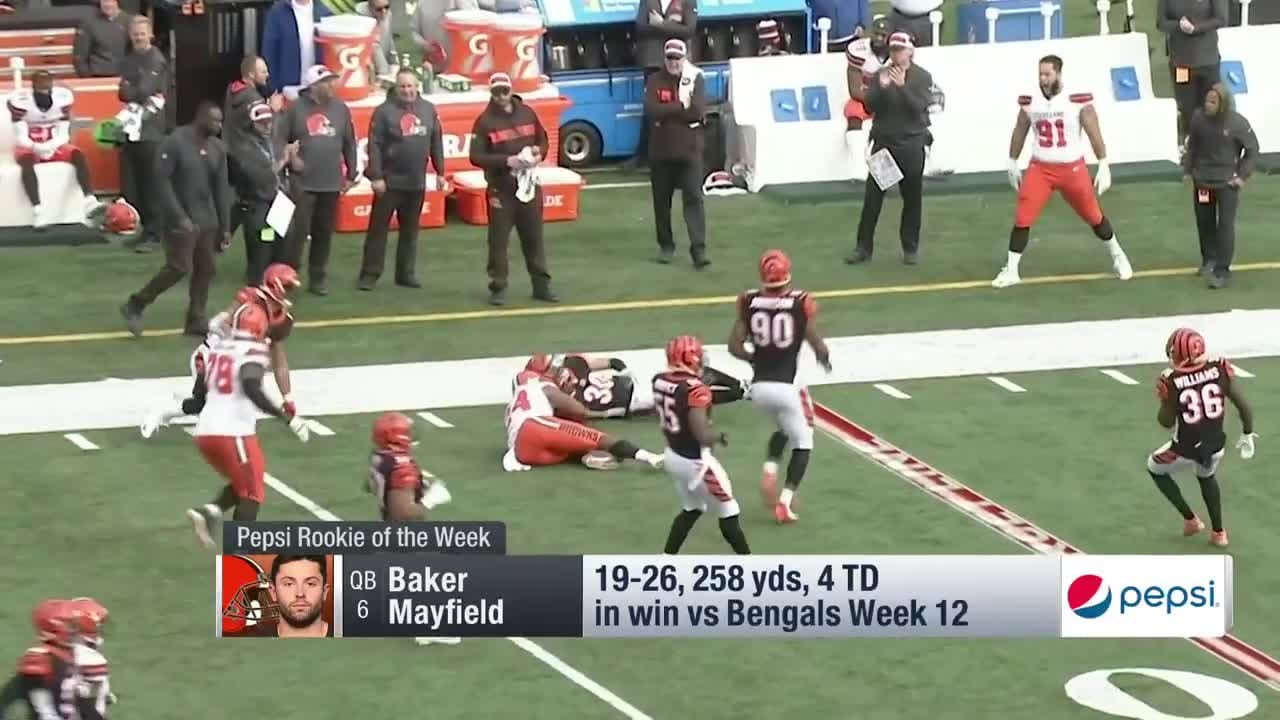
[[2, 383, 1275, 718], [2, 176, 1279, 385]]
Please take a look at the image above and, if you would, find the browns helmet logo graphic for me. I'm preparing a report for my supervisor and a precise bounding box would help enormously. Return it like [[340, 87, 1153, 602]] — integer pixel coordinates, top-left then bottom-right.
[[306, 113, 335, 137], [221, 555, 279, 634], [399, 113, 427, 137]]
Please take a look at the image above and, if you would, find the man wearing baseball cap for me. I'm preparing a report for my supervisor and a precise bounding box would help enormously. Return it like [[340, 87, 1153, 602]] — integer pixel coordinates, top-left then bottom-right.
[[275, 64, 358, 295], [629, 0, 698, 169], [469, 72, 558, 307], [644, 38, 708, 268], [230, 101, 300, 283], [847, 31, 934, 266]]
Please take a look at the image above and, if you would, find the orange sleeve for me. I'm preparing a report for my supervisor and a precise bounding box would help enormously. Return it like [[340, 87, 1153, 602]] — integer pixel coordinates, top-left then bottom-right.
[[17, 648, 52, 680], [688, 383, 712, 409], [802, 293, 818, 320], [388, 456, 421, 490]]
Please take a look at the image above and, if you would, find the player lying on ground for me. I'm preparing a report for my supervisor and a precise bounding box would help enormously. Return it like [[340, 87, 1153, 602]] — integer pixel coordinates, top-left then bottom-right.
[[140, 264, 302, 438], [729, 249, 832, 524], [654, 335, 750, 554], [525, 352, 746, 420], [0, 598, 113, 720], [366, 412, 460, 647], [503, 368, 664, 472], [995, 54, 1133, 288], [1148, 327, 1255, 548], [186, 304, 310, 545]]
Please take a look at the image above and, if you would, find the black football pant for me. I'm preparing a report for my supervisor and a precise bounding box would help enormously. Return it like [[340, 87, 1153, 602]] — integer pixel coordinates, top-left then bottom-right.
[[1172, 63, 1220, 144], [630, 67, 662, 164], [127, 227, 219, 330], [120, 140, 161, 242], [855, 140, 926, 257], [284, 190, 339, 289], [361, 188, 425, 284], [650, 158, 707, 259], [237, 198, 280, 285], [486, 186, 551, 294], [18, 149, 92, 207], [1192, 184, 1238, 278]]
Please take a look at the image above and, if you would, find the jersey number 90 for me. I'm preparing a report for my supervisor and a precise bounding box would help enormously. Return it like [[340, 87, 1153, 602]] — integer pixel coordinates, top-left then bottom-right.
[[750, 311, 795, 349]]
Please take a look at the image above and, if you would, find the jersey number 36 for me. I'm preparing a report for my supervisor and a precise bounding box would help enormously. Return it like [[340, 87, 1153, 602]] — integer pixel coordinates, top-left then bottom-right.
[[750, 311, 795, 349], [1180, 383, 1224, 424]]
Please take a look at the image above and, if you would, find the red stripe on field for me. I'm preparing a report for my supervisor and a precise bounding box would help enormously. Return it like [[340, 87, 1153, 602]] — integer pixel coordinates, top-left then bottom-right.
[[812, 401, 1280, 688]]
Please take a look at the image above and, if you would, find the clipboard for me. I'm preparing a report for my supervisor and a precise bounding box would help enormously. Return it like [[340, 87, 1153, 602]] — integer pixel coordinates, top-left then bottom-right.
[[868, 148, 905, 191], [266, 191, 295, 237]]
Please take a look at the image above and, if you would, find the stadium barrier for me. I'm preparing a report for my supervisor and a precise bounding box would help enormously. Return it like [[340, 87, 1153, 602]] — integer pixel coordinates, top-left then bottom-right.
[[1217, 25, 1280, 155], [730, 32, 1183, 191]]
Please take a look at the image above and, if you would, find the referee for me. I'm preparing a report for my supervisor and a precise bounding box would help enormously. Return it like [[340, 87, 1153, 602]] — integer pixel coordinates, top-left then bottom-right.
[[1182, 83, 1258, 290], [846, 32, 933, 266]]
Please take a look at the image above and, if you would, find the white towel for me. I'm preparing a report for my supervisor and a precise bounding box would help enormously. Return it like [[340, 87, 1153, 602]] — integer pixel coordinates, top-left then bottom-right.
[[678, 59, 701, 109], [514, 145, 539, 203], [115, 94, 166, 142]]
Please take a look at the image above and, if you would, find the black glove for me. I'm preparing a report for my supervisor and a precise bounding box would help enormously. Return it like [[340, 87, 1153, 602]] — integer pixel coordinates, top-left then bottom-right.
[[608, 357, 627, 372]]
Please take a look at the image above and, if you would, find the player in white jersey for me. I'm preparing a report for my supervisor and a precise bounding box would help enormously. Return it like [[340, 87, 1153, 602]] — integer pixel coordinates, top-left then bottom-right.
[[994, 54, 1133, 289], [7, 70, 104, 228], [503, 368, 663, 472], [184, 304, 310, 547]]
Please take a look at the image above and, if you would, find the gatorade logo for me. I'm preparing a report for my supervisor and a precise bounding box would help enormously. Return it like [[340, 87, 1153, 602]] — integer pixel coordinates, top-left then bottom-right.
[[354, 203, 372, 217], [468, 32, 490, 56], [516, 37, 538, 63], [443, 133, 472, 158], [338, 46, 365, 71], [544, 193, 564, 208]]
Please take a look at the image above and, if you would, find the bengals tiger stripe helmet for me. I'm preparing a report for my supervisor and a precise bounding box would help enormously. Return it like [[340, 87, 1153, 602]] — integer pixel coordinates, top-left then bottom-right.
[[33, 599, 72, 646], [373, 411, 414, 452], [666, 335, 705, 375], [759, 249, 792, 289], [1166, 327, 1207, 370]]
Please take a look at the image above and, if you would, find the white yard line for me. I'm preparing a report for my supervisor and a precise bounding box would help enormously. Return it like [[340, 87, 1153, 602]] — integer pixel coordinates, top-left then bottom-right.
[[1100, 369, 1140, 385], [1233, 365, 1256, 378], [259, 471, 653, 719], [307, 420, 335, 436], [986, 376, 1027, 393], [63, 433, 98, 450], [873, 383, 911, 400], [417, 411, 454, 428]]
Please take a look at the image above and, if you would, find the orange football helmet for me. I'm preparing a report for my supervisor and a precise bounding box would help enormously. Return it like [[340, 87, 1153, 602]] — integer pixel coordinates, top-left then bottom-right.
[[230, 303, 269, 341], [373, 411, 414, 452], [221, 555, 279, 635], [33, 598, 72, 646], [759, 249, 792, 289], [666, 335, 705, 375], [100, 199, 140, 237], [261, 263, 300, 306], [1166, 327, 1207, 370], [67, 597, 109, 647]]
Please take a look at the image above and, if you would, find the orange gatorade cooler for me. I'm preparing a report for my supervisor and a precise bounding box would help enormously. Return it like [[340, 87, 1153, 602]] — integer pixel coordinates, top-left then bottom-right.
[[491, 13, 546, 93], [442, 10, 497, 85], [316, 15, 378, 102]]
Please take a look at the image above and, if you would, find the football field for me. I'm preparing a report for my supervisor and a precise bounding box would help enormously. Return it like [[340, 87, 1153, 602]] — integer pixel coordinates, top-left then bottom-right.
[[3, 176, 1280, 718]]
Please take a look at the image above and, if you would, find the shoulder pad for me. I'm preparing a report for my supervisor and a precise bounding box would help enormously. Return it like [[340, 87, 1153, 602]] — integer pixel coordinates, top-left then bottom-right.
[[18, 647, 53, 677], [1068, 92, 1094, 104], [51, 86, 74, 106]]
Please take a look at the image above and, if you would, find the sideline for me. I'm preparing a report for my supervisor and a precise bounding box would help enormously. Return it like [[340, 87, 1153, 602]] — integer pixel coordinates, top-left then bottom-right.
[[3, 261, 1278, 347]]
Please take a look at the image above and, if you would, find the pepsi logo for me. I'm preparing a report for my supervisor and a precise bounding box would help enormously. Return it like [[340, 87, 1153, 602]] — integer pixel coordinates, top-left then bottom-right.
[[468, 33, 490, 55], [1067, 574, 1112, 619]]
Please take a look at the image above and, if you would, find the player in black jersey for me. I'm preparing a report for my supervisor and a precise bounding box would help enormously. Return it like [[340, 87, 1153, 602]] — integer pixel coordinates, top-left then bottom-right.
[[728, 249, 831, 524], [1148, 327, 1255, 547], [525, 353, 747, 419], [653, 336, 750, 554]]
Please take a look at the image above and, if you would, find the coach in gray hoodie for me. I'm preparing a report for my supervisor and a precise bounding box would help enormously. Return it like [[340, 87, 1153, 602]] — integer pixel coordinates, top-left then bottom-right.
[[1158, 0, 1227, 144], [275, 65, 357, 296], [73, 0, 129, 77]]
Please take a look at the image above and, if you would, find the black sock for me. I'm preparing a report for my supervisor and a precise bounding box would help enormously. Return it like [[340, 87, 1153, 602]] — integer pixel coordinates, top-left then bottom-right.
[[1197, 475, 1224, 532], [766, 431, 788, 461], [1149, 472, 1195, 520], [232, 499, 260, 521], [212, 486, 238, 513], [1009, 227, 1030, 253], [1092, 216, 1114, 241], [607, 439, 639, 460], [718, 515, 751, 554], [785, 449, 811, 490], [663, 509, 702, 554]]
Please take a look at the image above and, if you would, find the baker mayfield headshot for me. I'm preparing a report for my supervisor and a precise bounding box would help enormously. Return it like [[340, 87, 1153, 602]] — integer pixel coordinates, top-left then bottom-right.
[[223, 554, 333, 637]]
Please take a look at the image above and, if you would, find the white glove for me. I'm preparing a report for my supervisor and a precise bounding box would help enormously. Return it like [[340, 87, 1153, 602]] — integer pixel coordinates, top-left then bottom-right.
[[1094, 160, 1112, 195], [288, 416, 311, 443], [1006, 158, 1021, 191], [422, 478, 453, 509], [1237, 432, 1257, 460]]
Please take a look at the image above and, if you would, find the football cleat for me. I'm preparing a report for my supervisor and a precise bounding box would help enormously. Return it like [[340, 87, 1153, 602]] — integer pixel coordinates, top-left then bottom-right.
[[1183, 516, 1205, 537], [140, 409, 166, 439], [1209, 529, 1229, 547], [760, 461, 779, 509], [774, 502, 799, 524], [582, 450, 619, 471], [992, 265, 1021, 289], [186, 507, 218, 549], [1111, 252, 1133, 281]]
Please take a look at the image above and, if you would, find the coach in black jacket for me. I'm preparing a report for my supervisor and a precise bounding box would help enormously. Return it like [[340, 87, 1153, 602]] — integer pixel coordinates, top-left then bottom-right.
[[645, 39, 707, 268], [1158, 0, 1227, 145], [121, 102, 230, 338], [1183, 83, 1258, 289], [629, 0, 697, 168], [360, 68, 445, 291]]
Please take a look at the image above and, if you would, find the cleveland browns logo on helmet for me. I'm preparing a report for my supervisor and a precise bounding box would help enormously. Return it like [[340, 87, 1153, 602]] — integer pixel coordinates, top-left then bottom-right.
[[98, 199, 140, 238], [221, 555, 279, 634]]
